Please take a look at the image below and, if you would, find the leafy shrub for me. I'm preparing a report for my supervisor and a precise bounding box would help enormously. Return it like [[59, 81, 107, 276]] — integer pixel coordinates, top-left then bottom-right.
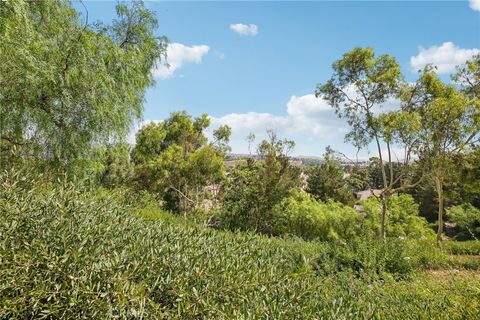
[[313, 237, 413, 279], [270, 190, 361, 241], [403, 237, 450, 270], [447, 203, 480, 240], [362, 194, 433, 238], [443, 240, 480, 255]]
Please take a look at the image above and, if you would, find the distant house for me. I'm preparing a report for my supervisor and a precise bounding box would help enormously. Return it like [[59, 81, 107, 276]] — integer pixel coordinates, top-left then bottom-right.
[[356, 189, 383, 201]]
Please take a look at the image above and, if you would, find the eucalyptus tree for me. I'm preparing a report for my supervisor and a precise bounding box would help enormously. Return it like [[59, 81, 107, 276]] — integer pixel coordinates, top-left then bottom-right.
[[453, 54, 480, 98], [0, 0, 167, 173], [316, 48, 422, 240], [400, 65, 480, 246]]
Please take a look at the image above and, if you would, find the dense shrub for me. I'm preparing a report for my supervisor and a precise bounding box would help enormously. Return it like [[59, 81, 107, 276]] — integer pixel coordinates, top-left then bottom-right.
[[362, 194, 433, 238], [1, 170, 479, 319], [447, 203, 480, 240], [443, 240, 480, 255], [271, 190, 360, 241], [313, 237, 414, 279]]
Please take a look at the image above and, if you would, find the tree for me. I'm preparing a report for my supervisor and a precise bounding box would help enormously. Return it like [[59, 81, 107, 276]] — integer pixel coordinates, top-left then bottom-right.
[[316, 48, 422, 240], [453, 54, 480, 99], [400, 65, 480, 246], [457, 147, 480, 209], [97, 143, 134, 188], [0, 0, 167, 173], [306, 148, 355, 206], [132, 112, 230, 213], [218, 131, 301, 233], [446, 203, 480, 240]]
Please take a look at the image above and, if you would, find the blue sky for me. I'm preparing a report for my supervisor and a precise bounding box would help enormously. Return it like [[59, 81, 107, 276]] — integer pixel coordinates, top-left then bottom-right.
[[78, 1, 480, 158]]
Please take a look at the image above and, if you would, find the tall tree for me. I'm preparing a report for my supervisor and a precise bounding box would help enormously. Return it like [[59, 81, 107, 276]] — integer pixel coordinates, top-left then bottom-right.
[[316, 48, 421, 240], [400, 65, 480, 246], [0, 0, 167, 173]]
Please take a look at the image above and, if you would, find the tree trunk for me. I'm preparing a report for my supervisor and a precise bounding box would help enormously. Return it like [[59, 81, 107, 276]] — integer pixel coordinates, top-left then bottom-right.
[[435, 174, 444, 248], [380, 195, 389, 241], [373, 135, 389, 241]]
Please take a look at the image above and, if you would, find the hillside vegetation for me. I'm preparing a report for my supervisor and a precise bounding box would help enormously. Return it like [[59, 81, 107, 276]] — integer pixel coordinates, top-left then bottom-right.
[[1, 1, 480, 319], [1, 171, 479, 319]]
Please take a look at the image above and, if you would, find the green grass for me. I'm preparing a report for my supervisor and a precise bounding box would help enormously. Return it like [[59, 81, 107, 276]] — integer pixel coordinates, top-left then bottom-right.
[[1, 174, 479, 319]]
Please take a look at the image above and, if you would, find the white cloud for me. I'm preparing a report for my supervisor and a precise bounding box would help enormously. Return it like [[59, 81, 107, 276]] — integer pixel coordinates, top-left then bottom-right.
[[211, 112, 289, 133], [229, 23, 258, 36], [154, 43, 210, 79], [206, 94, 347, 153], [286, 94, 330, 116], [470, 0, 480, 11], [410, 42, 480, 74], [134, 92, 402, 156]]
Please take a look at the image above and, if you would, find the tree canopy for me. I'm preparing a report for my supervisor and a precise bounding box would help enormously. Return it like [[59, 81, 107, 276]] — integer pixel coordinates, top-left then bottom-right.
[[132, 112, 231, 212], [0, 0, 167, 173]]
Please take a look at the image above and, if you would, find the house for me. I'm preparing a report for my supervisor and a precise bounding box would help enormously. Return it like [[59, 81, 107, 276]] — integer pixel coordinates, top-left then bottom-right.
[[356, 189, 383, 201]]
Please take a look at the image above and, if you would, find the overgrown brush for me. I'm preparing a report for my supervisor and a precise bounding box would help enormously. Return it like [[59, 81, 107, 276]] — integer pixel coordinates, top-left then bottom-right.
[[443, 240, 480, 255], [1, 170, 479, 319]]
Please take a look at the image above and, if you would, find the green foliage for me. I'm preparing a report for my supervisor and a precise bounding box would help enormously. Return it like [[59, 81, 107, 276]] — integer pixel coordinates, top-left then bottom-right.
[[306, 148, 355, 205], [362, 194, 433, 239], [316, 47, 423, 240], [401, 65, 480, 245], [271, 190, 360, 241], [314, 237, 414, 279], [96, 143, 134, 188], [455, 148, 480, 208], [217, 132, 301, 234], [453, 53, 480, 98], [366, 157, 406, 190], [443, 241, 480, 255], [447, 203, 480, 240], [132, 112, 229, 212], [316, 47, 401, 149], [0, 0, 166, 172], [1, 170, 479, 319]]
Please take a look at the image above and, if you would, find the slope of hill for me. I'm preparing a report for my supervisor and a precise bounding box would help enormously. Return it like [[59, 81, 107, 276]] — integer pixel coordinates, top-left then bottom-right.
[[1, 173, 479, 319]]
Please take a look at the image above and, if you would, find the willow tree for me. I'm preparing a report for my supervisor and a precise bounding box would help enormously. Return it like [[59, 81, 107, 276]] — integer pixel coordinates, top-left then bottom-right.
[[316, 48, 422, 240], [0, 0, 167, 173], [400, 65, 480, 247]]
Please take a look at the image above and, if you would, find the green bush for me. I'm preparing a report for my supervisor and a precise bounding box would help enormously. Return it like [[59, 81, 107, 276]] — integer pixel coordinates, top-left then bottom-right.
[[313, 237, 414, 279], [271, 190, 361, 241], [447, 203, 480, 240], [443, 240, 480, 255], [362, 194, 434, 239]]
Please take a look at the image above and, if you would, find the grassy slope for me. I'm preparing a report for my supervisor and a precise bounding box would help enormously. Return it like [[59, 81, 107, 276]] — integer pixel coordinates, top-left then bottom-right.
[[1, 182, 479, 319]]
